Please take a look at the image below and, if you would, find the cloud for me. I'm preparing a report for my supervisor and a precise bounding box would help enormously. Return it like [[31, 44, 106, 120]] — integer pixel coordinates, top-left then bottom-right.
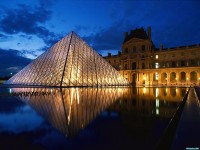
[[0, 48, 31, 77], [81, 19, 137, 54], [0, 33, 10, 41], [0, 1, 60, 46]]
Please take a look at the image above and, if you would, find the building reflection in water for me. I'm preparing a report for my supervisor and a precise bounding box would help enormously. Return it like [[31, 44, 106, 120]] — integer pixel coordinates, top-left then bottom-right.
[[11, 88, 126, 137], [11, 87, 188, 138]]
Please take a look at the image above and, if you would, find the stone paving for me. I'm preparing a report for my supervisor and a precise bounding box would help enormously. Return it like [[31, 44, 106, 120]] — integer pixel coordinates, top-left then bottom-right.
[[171, 87, 200, 149]]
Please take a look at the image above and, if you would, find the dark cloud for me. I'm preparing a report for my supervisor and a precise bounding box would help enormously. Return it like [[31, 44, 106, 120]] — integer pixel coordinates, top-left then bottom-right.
[[0, 2, 59, 46], [0, 4, 51, 34], [82, 19, 136, 53], [0, 48, 31, 77]]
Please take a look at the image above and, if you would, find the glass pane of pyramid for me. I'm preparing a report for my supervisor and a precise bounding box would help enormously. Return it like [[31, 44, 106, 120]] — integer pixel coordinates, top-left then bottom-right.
[[5, 32, 129, 87]]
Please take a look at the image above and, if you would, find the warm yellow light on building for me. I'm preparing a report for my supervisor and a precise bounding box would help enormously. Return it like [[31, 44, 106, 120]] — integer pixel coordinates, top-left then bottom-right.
[[143, 87, 146, 94], [155, 55, 158, 59]]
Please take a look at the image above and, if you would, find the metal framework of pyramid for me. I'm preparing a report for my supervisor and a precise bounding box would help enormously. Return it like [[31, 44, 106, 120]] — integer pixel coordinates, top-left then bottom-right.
[[5, 32, 128, 87]]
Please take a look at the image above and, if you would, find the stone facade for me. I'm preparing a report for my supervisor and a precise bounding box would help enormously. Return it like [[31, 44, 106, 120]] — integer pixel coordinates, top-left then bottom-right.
[[104, 27, 200, 86]]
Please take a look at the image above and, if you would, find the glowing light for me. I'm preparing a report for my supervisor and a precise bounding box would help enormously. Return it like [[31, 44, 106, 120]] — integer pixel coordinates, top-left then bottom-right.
[[155, 63, 159, 68], [143, 87, 146, 94], [156, 88, 159, 97], [156, 108, 159, 115], [155, 72, 159, 80], [155, 55, 158, 59], [76, 88, 80, 104], [9, 88, 12, 94], [156, 99, 159, 108]]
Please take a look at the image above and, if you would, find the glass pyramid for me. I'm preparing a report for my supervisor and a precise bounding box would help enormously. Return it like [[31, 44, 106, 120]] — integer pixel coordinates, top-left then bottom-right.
[[5, 32, 129, 87]]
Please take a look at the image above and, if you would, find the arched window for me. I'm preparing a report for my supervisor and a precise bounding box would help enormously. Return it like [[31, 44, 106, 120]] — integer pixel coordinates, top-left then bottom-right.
[[170, 72, 176, 82], [161, 72, 167, 82], [180, 72, 186, 82]]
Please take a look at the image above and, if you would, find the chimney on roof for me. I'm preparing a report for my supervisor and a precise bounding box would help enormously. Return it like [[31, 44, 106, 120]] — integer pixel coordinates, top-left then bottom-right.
[[108, 53, 111, 57], [118, 51, 121, 55], [124, 32, 128, 38], [147, 26, 151, 40]]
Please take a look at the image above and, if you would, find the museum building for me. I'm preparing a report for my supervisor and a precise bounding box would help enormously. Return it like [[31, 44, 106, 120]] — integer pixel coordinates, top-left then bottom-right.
[[104, 27, 200, 86]]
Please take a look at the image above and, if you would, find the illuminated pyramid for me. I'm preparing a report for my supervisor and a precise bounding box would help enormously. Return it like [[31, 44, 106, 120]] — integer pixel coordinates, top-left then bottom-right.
[[5, 32, 128, 87]]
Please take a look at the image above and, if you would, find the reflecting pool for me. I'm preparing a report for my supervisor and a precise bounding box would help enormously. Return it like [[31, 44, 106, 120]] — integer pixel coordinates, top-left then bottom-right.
[[0, 87, 187, 149]]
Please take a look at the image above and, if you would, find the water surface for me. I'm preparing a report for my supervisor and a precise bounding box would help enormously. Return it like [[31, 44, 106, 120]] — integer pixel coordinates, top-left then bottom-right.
[[0, 87, 187, 149]]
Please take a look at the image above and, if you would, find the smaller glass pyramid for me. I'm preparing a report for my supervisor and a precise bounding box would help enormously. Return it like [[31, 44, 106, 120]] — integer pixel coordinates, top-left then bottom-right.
[[5, 32, 129, 87]]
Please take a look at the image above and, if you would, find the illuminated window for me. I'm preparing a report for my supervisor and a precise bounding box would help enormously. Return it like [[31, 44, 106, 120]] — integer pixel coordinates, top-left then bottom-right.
[[155, 55, 158, 59], [155, 72, 159, 80], [155, 63, 159, 68]]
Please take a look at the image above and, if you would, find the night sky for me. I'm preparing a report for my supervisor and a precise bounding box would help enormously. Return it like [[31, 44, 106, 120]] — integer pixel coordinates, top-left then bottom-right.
[[0, 0, 200, 77]]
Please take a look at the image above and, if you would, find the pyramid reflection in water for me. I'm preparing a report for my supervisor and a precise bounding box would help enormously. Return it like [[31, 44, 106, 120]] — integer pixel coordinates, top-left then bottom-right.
[[12, 88, 127, 137], [5, 32, 128, 87]]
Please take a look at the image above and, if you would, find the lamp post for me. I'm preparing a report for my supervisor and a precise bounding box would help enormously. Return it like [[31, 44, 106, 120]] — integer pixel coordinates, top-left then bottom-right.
[[165, 77, 167, 86]]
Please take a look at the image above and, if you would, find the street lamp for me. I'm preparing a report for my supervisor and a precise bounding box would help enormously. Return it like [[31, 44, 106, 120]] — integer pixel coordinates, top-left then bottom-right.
[[165, 77, 167, 86]]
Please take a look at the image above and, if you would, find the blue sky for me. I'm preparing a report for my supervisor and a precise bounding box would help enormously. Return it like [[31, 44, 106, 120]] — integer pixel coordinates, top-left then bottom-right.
[[0, 0, 200, 76]]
